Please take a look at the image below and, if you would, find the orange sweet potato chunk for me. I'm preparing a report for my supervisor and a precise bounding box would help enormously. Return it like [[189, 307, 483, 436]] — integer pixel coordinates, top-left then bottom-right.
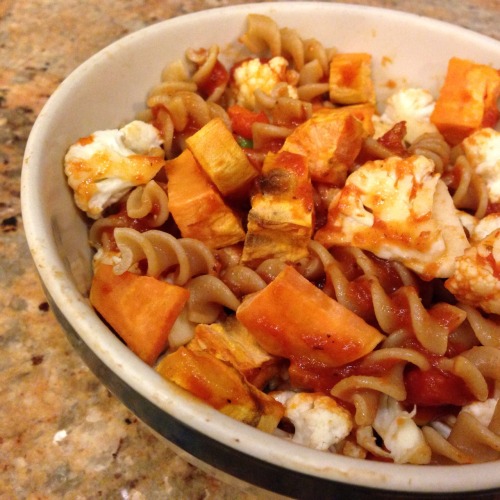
[[329, 53, 376, 105], [280, 108, 366, 185], [90, 263, 189, 365], [430, 57, 500, 145], [241, 151, 314, 266], [236, 266, 384, 367], [156, 347, 284, 433], [165, 149, 246, 248]]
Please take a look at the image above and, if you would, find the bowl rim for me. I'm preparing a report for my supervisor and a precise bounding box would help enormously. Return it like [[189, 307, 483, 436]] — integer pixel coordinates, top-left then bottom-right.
[[21, 2, 500, 496]]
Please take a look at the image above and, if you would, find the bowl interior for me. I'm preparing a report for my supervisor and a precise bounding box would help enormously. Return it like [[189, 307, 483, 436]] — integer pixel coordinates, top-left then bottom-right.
[[21, 2, 500, 496]]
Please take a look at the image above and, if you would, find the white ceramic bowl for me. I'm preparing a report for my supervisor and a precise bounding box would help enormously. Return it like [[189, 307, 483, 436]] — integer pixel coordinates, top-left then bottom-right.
[[21, 3, 500, 498]]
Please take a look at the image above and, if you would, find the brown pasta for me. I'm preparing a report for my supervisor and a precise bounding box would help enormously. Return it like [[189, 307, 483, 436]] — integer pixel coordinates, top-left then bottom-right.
[[147, 90, 230, 157], [445, 154, 489, 218], [331, 363, 407, 407], [125, 180, 170, 227], [408, 131, 451, 173], [113, 227, 217, 284], [458, 304, 500, 348], [239, 13, 282, 57], [220, 264, 267, 298], [185, 275, 241, 324], [448, 411, 500, 462]]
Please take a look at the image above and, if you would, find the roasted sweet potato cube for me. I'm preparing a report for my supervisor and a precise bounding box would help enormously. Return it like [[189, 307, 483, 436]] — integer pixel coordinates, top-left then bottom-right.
[[237, 266, 385, 367], [156, 347, 284, 433], [165, 149, 246, 248], [281, 108, 366, 185], [185, 117, 259, 196], [329, 53, 375, 105], [241, 151, 314, 265], [430, 57, 500, 145], [334, 103, 376, 135], [188, 316, 280, 388], [90, 263, 189, 365]]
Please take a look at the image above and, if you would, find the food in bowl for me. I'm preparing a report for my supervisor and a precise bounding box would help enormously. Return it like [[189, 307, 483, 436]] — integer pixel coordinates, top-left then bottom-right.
[[22, 3, 500, 497], [62, 11, 500, 468]]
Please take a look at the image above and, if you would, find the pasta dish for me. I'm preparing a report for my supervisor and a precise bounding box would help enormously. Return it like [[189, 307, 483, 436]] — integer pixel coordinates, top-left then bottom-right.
[[64, 14, 500, 465]]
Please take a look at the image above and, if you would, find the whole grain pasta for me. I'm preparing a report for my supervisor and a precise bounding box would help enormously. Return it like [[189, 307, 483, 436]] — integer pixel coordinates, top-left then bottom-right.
[[185, 275, 241, 323], [125, 180, 170, 227], [113, 227, 217, 284]]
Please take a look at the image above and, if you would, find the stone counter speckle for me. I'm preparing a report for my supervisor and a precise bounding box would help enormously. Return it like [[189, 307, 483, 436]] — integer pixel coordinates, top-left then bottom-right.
[[1, 0, 499, 498]]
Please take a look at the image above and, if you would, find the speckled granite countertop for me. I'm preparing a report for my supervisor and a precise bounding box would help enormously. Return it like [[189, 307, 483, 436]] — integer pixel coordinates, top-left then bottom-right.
[[1, 0, 499, 498]]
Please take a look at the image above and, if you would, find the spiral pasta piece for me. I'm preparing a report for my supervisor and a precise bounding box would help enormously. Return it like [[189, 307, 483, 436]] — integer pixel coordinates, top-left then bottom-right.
[[185, 275, 241, 324], [113, 227, 217, 284], [186, 45, 229, 101], [447, 154, 489, 218], [422, 425, 474, 464], [408, 132, 450, 173], [461, 346, 500, 381], [239, 13, 282, 57], [437, 355, 489, 402], [445, 410, 500, 463], [458, 304, 500, 348], [89, 212, 131, 251], [331, 363, 407, 404], [220, 265, 267, 298], [126, 180, 169, 227]]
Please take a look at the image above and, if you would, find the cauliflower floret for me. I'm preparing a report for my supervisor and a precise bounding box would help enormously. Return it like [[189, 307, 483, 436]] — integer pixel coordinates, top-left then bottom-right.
[[272, 391, 353, 451], [445, 227, 500, 314], [231, 56, 298, 110], [373, 395, 431, 464], [315, 155, 470, 279], [471, 213, 500, 242], [461, 128, 500, 203], [65, 120, 164, 219], [461, 397, 499, 427], [373, 88, 439, 143]]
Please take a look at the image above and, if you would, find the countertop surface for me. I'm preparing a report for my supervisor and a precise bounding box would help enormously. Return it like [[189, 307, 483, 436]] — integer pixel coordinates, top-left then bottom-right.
[[1, 0, 499, 498]]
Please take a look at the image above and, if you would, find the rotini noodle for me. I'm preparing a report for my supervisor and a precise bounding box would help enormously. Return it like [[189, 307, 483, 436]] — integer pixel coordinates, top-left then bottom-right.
[[113, 227, 217, 284], [448, 411, 500, 462], [187, 45, 229, 101], [446, 154, 489, 218], [408, 132, 450, 173], [185, 275, 241, 323], [125, 180, 169, 227], [220, 264, 267, 298], [458, 304, 500, 348], [239, 13, 282, 57]]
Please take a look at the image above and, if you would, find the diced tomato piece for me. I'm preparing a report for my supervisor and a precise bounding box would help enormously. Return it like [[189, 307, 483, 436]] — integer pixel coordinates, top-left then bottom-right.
[[228, 104, 269, 139], [404, 365, 474, 407]]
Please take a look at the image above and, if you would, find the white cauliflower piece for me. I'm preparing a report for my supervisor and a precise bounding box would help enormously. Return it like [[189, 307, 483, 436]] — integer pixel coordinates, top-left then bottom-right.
[[373, 88, 439, 143], [272, 391, 353, 451], [461, 128, 500, 203], [445, 227, 500, 314], [315, 155, 470, 279], [461, 397, 499, 427], [232, 57, 298, 110], [373, 395, 431, 464], [92, 247, 121, 267], [471, 213, 500, 242], [65, 120, 164, 219]]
